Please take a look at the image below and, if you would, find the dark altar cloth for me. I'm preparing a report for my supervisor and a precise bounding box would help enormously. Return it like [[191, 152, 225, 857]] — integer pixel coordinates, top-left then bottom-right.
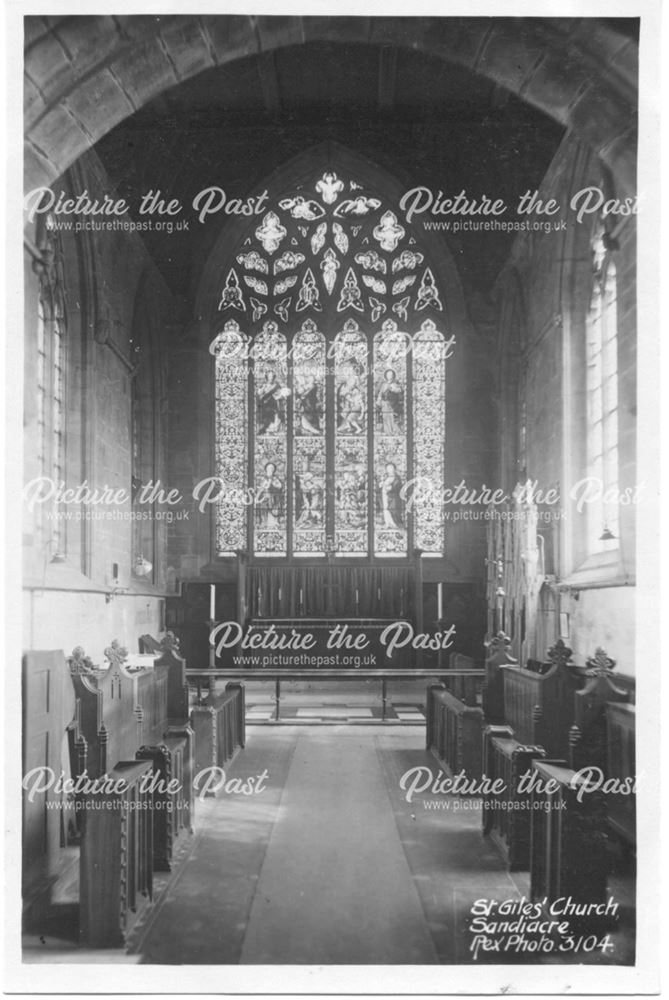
[[245, 565, 414, 620]]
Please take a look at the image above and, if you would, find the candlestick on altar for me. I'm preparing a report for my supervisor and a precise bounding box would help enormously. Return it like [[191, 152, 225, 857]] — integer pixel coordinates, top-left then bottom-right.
[[208, 623, 216, 671], [437, 582, 443, 621], [209, 584, 216, 621]]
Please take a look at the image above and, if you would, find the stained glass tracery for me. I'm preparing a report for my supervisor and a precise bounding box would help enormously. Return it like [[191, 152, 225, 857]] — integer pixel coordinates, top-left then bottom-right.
[[219, 169, 445, 331], [214, 169, 449, 558]]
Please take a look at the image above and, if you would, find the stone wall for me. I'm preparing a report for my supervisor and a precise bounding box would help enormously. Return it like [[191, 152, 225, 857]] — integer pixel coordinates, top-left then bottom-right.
[[494, 133, 637, 669], [22, 147, 176, 659]]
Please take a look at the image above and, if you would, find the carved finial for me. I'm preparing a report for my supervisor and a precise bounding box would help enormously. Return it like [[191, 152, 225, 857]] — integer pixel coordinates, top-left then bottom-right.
[[160, 631, 181, 652], [103, 639, 128, 670], [69, 646, 96, 674], [546, 638, 573, 669], [585, 647, 616, 676], [485, 631, 512, 651]]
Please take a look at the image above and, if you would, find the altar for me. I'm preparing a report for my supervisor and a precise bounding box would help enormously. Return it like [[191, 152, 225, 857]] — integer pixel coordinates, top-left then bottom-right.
[[166, 559, 438, 675], [243, 564, 415, 620]]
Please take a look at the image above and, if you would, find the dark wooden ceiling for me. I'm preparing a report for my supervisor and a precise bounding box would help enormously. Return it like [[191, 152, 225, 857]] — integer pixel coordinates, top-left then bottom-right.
[[95, 39, 567, 302]]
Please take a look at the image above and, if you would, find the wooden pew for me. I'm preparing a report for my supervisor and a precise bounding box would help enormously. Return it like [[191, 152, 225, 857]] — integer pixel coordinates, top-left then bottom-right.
[[426, 650, 483, 780], [481, 639, 577, 869], [426, 684, 484, 781], [22, 650, 78, 915], [79, 760, 154, 948], [481, 631, 517, 723], [68, 635, 196, 945], [529, 758, 609, 911], [500, 639, 581, 760], [191, 683, 246, 789], [606, 702, 636, 850], [481, 724, 549, 870], [426, 636, 516, 783], [483, 642, 636, 875], [568, 647, 632, 770]]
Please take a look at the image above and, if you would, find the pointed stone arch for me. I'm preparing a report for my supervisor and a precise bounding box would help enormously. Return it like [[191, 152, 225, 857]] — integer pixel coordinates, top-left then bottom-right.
[[24, 16, 637, 194]]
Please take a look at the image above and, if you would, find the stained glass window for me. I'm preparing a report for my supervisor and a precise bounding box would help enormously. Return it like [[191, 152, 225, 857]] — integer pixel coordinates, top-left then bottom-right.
[[213, 169, 450, 559]]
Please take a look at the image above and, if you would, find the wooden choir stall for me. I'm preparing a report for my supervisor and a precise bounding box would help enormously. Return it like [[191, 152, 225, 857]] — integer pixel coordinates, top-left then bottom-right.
[[426, 634, 636, 910], [22, 632, 246, 949]]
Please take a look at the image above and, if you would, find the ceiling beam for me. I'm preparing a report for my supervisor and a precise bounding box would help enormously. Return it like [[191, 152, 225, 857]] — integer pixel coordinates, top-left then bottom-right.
[[378, 46, 398, 111]]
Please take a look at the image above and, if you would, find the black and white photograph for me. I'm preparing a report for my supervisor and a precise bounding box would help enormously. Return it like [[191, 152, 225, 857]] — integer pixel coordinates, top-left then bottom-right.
[[5, 2, 662, 994]]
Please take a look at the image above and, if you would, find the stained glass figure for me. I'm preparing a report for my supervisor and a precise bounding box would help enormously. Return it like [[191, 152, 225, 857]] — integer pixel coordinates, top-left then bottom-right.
[[374, 322, 408, 554], [253, 322, 289, 554], [293, 320, 327, 555], [335, 321, 368, 554]]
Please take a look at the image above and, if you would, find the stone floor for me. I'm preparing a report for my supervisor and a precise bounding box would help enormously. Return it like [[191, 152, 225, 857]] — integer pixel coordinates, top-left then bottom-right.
[[23, 724, 636, 966]]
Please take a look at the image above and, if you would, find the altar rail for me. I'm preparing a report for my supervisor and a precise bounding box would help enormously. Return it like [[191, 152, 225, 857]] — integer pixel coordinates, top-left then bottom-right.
[[186, 668, 485, 722]]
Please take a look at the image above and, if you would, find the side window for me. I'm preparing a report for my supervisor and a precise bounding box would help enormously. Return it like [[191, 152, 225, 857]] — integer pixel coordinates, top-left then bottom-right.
[[585, 221, 619, 553], [35, 214, 67, 558]]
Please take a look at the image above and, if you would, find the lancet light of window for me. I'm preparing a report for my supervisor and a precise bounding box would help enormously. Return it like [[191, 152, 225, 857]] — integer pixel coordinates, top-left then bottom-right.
[[212, 168, 449, 559], [213, 322, 249, 554], [585, 226, 619, 551], [373, 323, 408, 555], [334, 321, 369, 554], [253, 323, 289, 555], [412, 321, 446, 552], [293, 321, 326, 556]]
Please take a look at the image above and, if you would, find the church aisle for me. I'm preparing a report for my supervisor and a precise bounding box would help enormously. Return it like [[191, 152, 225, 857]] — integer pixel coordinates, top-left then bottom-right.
[[238, 728, 438, 964], [125, 724, 635, 966], [135, 726, 446, 963]]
